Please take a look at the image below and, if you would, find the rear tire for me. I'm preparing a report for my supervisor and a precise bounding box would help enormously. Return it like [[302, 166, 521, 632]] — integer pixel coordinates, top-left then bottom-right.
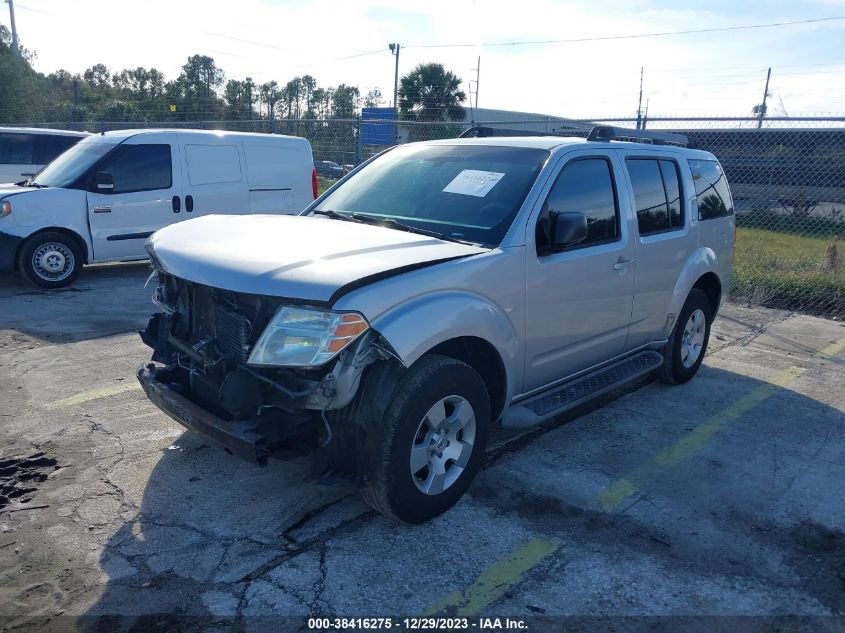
[[359, 354, 490, 523], [658, 288, 713, 385], [18, 232, 83, 289]]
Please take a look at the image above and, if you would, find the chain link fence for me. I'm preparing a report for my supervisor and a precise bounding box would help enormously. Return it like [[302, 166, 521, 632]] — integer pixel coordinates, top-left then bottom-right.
[[14, 116, 845, 318]]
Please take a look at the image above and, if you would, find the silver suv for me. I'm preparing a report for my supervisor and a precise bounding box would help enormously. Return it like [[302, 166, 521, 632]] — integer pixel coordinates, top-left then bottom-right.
[[138, 126, 735, 523]]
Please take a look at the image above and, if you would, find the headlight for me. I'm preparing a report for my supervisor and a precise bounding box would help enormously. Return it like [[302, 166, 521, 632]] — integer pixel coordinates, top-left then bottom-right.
[[247, 306, 369, 367], [0, 201, 10, 218]]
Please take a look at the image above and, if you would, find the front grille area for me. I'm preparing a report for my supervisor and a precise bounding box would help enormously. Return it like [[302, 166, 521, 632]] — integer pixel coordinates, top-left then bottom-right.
[[190, 286, 253, 363]]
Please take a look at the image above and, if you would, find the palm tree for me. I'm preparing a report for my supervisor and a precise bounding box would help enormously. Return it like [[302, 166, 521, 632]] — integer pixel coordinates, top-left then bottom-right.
[[398, 63, 465, 122]]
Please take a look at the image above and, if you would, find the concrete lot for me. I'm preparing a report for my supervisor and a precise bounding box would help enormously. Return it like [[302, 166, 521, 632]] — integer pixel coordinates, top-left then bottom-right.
[[1, 263, 844, 630]]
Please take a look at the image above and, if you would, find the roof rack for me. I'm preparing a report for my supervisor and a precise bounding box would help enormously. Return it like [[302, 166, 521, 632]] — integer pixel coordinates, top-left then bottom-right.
[[459, 126, 562, 138], [586, 125, 693, 148]]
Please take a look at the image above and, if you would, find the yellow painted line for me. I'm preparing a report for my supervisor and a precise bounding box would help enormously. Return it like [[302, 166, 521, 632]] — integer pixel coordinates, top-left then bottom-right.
[[597, 365, 806, 512], [819, 335, 845, 358], [422, 538, 559, 617], [45, 383, 139, 410]]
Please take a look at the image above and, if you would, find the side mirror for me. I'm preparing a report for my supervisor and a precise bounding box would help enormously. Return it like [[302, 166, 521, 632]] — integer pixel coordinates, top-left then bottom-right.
[[550, 211, 588, 250], [91, 172, 114, 192]]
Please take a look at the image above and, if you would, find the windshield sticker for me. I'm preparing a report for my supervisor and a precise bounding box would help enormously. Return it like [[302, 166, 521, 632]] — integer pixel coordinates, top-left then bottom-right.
[[443, 170, 505, 197]]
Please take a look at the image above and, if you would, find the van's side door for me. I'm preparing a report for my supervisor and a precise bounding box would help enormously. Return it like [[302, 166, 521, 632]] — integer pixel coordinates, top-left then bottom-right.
[[523, 150, 636, 393], [86, 135, 184, 261], [179, 134, 250, 219], [620, 151, 698, 349]]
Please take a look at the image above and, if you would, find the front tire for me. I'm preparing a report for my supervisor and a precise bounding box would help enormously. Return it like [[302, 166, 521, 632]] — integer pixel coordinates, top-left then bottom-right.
[[359, 355, 490, 523], [18, 232, 83, 289], [658, 288, 713, 385]]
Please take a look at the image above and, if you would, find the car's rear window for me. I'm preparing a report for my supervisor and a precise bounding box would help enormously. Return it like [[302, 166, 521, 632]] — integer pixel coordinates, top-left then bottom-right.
[[313, 144, 549, 246]]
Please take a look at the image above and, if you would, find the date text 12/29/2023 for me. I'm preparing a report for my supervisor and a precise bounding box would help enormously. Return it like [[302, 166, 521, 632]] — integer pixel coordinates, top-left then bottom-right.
[[307, 617, 528, 630]]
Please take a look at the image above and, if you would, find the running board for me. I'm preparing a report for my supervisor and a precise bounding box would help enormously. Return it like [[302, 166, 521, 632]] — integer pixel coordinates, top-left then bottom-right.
[[501, 350, 663, 428]]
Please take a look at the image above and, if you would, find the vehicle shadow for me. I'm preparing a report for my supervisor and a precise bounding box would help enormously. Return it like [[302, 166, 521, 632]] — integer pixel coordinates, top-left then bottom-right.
[[75, 363, 845, 627], [0, 262, 152, 343]]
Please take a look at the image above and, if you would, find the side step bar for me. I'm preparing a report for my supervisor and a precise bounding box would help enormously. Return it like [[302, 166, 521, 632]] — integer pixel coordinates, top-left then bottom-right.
[[502, 350, 663, 428]]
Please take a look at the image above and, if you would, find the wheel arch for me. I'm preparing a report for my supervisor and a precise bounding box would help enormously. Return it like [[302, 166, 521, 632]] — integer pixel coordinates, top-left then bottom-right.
[[368, 291, 520, 414], [19, 227, 89, 264], [692, 271, 722, 316], [668, 247, 724, 323], [426, 336, 508, 421]]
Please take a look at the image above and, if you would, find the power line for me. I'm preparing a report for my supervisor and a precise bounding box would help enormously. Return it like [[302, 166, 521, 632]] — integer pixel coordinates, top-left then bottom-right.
[[204, 31, 286, 52], [403, 16, 845, 49]]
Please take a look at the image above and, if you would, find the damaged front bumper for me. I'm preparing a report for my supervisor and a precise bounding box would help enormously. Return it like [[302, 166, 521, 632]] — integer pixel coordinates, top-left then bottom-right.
[[137, 364, 271, 465]]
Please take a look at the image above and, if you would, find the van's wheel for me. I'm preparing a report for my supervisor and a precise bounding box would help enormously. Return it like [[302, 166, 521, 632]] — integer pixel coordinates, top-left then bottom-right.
[[658, 288, 712, 385], [359, 355, 490, 523], [18, 232, 83, 289]]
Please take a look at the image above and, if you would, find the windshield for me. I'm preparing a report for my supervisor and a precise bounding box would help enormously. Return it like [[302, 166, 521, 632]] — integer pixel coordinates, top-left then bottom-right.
[[32, 138, 118, 188], [312, 144, 549, 246]]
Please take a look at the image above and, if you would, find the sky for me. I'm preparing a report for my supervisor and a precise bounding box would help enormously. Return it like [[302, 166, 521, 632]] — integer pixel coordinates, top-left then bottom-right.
[[2, 0, 845, 119]]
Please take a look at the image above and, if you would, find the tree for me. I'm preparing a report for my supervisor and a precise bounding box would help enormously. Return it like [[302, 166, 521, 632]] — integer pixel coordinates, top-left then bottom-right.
[[363, 88, 383, 108], [398, 63, 465, 122], [168, 55, 225, 120], [83, 63, 111, 89], [331, 84, 359, 119], [259, 80, 281, 119]]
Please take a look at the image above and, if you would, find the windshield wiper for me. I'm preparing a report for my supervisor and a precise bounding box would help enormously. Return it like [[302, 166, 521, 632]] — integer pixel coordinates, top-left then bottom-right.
[[348, 213, 480, 246], [311, 209, 358, 222]]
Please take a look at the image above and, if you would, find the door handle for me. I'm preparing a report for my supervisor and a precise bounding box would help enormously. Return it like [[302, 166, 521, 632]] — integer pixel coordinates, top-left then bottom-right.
[[172, 196, 181, 213], [185, 195, 194, 212], [93, 206, 112, 214], [612, 258, 634, 271]]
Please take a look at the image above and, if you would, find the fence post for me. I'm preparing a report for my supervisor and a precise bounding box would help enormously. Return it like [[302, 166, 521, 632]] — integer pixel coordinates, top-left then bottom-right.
[[355, 116, 363, 165]]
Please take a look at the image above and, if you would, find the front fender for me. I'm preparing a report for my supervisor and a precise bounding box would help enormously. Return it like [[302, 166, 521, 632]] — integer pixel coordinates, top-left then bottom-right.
[[0, 188, 92, 257], [370, 290, 519, 400]]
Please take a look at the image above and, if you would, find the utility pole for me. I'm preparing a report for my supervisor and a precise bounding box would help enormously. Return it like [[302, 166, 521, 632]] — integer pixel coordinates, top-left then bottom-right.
[[636, 67, 644, 129], [6, 0, 20, 58], [756, 67, 771, 129], [389, 43, 400, 113], [473, 56, 480, 110]]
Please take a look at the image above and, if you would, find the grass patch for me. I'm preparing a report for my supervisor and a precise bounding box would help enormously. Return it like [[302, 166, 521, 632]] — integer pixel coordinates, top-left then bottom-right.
[[733, 227, 845, 317], [736, 210, 845, 239], [317, 177, 335, 196]]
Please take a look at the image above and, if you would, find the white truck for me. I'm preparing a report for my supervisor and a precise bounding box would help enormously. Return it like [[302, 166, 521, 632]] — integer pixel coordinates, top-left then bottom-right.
[[0, 129, 317, 288]]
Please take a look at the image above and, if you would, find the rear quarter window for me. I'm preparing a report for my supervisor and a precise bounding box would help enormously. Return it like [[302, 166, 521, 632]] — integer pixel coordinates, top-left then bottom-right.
[[688, 159, 733, 220]]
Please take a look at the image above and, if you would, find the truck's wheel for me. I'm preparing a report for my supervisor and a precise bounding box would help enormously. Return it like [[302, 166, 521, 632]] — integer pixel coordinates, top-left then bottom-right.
[[359, 354, 490, 523], [658, 288, 712, 385], [17, 232, 83, 289]]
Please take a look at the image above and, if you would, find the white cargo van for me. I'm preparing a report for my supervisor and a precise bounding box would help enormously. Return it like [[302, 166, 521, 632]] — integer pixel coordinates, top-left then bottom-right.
[[0, 127, 89, 184], [0, 129, 317, 288]]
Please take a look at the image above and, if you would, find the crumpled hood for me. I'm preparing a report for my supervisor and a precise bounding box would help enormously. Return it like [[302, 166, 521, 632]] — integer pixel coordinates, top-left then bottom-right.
[[147, 214, 488, 302]]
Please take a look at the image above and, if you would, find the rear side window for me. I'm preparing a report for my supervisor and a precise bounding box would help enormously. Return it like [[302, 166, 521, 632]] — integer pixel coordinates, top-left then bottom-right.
[[35, 135, 81, 165], [101, 144, 172, 194], [542, 157, 619, 249], [627, 158, 684, 235], [688, 159, 733, 220], [185, 144, 242, 185], [0, 133, 35, 164]]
